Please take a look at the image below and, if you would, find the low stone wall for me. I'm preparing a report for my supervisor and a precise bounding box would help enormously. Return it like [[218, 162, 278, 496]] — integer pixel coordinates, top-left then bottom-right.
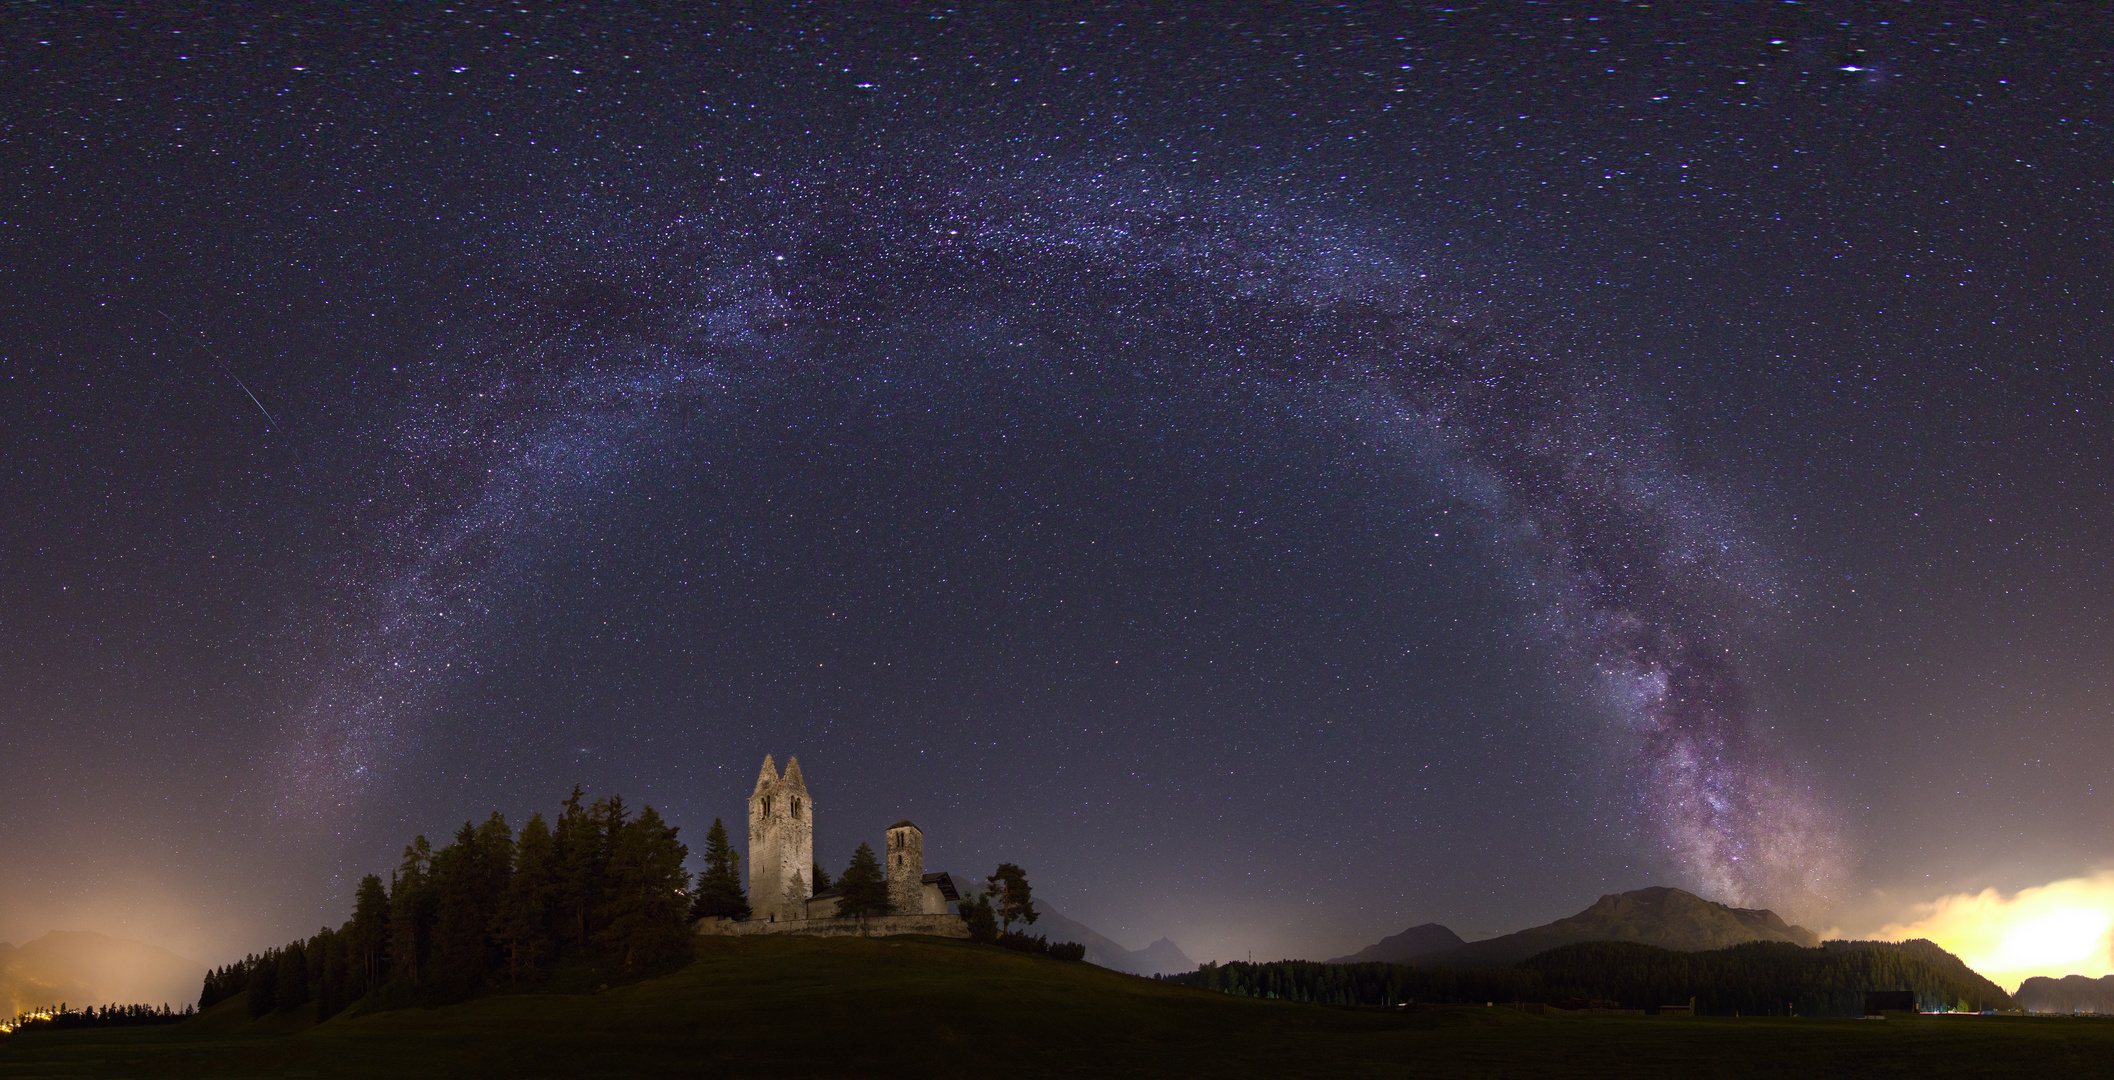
[[694, 913, 970, 939]]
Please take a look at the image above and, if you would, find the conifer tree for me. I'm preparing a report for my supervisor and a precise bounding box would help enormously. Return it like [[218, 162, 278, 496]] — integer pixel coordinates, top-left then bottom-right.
[[275, 939, 310, 1010], [313, 926, 349, 1020], [962, 894, 999, 943], [987, 863, 1038, 934], [247, 949, 279, 1017], [497, 812, 560, 981], [688, 818, 750, 920], [554, 787, 603, 950], [430, 814, 512, 994], [810, 860, 834, 893], [836, 842, 891, 917], [347, 874, 389, 996], [595, 805, 691, 969], [387, 836, 437, 985]]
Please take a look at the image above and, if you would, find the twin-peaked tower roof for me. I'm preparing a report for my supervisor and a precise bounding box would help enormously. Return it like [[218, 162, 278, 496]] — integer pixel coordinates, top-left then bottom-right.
[[747, 754, 814, 922]]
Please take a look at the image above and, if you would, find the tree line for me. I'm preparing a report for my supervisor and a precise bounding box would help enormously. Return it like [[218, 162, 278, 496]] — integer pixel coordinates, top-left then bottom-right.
[[202, 787, 692, 1019], [201, 788, 1073, 1020], [5, 1003, 192, 1032], [1164, 939, 2016, 1017]]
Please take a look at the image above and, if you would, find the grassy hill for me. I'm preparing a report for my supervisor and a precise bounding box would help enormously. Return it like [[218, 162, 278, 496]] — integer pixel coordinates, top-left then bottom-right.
[[3, 935, 2113, 1078]]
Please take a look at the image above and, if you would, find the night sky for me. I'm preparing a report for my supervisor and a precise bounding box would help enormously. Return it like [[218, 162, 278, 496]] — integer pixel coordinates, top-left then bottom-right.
[[4, 4, 2109, 971]]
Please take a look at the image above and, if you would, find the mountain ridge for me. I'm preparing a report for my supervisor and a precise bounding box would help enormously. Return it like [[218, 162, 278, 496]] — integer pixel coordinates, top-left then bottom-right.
[[1421, 887, 1818, 968], [1327, 887, 1820, 970], [2016, 973, 2114, 1013], [1324, 922, 1466, 965], [1030, 903, 1194, 976]]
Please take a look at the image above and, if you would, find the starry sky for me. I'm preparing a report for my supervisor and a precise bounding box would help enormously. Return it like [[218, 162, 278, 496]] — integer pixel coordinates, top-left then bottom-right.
[[3, 3, 2109, 969]]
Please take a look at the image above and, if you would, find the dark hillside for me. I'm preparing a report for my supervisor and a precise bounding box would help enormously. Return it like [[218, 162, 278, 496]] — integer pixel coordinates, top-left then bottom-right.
[[2, 936, 2109, 1078], [1171, 939, 2013, 1016], [1519, 940, 2012, 1016]]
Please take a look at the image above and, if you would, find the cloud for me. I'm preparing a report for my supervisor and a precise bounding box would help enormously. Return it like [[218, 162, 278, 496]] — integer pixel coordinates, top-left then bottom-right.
[[1852, 872, 2114, 992]]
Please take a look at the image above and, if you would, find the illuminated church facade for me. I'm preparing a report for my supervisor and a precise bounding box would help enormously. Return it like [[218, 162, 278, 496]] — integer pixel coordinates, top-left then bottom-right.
[[696, 754, 971, 938]]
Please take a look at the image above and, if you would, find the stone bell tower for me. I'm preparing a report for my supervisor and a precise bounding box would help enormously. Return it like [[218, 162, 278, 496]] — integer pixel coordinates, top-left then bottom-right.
[[748, 755, 814, 921], [886, 819, 925, 916]]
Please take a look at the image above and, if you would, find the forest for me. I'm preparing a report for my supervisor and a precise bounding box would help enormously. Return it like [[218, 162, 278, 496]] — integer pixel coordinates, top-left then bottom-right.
[[1164, 939, 2016, 1017], [200, 787, 695, 1019]]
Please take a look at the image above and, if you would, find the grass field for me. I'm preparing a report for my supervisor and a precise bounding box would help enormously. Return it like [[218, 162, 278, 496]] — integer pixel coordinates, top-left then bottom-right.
[[3, 935, 2111, 1078]]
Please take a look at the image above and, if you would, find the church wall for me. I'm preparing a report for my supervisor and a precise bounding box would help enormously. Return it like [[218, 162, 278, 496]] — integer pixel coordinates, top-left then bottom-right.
[[919, 881, 948, 915], [695, 913, 970, 939]]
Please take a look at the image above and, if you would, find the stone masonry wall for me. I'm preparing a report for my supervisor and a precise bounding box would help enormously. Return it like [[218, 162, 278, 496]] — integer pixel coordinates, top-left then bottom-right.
[[886, 821, 925, 916], [694, 913, 970, 940], [747, 754, 814, 921]]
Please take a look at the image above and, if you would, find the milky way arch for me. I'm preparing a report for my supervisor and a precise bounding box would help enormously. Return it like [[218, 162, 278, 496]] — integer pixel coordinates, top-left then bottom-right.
[[284, 161, 1840, 909]]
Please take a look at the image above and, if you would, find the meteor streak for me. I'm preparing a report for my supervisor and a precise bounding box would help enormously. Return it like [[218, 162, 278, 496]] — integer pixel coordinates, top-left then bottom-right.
[[156, 309, 279, 428]]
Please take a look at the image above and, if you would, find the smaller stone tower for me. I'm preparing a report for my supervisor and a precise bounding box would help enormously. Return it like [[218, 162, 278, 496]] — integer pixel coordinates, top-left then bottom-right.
[[885, 819, 925, 915]]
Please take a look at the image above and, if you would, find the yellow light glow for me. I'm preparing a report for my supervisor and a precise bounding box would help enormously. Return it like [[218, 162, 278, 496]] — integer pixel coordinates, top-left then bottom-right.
[[1862, 871, 2114, 993]]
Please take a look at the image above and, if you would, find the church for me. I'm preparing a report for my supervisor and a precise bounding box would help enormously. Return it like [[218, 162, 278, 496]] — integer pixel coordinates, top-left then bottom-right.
[[695, 755, 974, 938]]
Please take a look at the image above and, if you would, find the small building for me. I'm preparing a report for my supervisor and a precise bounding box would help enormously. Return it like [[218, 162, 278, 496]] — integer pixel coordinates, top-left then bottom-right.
[[805, 869, 974, 920], [1865, 990, 1918, 1016]]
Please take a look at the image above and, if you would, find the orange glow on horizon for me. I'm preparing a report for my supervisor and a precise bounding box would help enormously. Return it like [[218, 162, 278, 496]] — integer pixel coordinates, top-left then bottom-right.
[[1855, 871, 2114, 993]]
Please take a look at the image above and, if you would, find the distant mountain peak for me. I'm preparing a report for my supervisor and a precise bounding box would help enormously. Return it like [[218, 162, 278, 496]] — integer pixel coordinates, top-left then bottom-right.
[[2015, 973, 2114, 1014], [1561, 887, 1816, 944], [1029, 903, 1195, 977], [1324, 922, 1466, 966], [1327, 888, 1819, 970]]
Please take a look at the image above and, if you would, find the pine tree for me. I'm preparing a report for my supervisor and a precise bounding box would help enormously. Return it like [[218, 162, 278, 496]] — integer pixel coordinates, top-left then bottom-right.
[[837, 842, 891, 917], [312, 926, 349, 1020], [688, 818, 750, 920], [810, 860, 834, 893], [274, 939, 309, 1011], [247, 949, 279, 1017], [387, 836, 437, 985], [962, 894, 999, 943], [595, 805, 692, 969], [497, 812, 560, 981], [429, 814, 513, 995], [347, 874, 389, 997], [987, 863, 1038, 934], [554, 787, 605, 950]]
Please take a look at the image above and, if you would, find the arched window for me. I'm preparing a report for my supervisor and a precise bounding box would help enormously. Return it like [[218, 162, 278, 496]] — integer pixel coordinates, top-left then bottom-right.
[[763, 797, 771, 816], [792, 797, 802, 818]]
